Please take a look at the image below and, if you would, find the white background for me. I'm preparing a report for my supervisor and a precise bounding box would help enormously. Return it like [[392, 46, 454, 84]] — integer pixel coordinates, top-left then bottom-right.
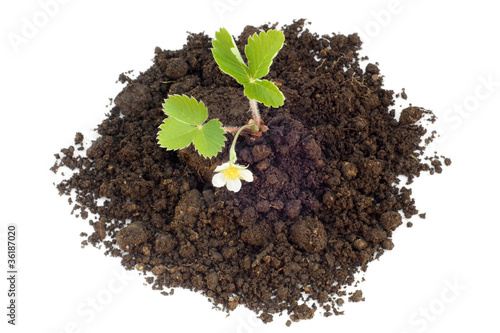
[[1, 0, 499, 332]]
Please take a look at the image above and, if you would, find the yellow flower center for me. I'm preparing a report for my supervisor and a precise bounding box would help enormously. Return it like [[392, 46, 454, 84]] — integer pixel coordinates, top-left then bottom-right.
[[223, 165, 240, 180]]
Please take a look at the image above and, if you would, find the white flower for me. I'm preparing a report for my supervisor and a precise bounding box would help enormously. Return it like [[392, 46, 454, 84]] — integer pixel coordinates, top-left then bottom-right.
[[212, 162, 254, 192]]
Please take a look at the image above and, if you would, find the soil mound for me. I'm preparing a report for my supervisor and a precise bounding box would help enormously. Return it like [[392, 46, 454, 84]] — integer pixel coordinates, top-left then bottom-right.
[[52, 19, 449, 324]]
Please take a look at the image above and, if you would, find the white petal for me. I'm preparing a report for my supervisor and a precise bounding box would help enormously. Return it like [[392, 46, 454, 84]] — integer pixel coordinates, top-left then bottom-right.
[[226, 178, 242, 192], [212, 173, 227, 187], [214, 162, 230, 172], [232, 163, 247, 170], [238, 169, 254, 182]]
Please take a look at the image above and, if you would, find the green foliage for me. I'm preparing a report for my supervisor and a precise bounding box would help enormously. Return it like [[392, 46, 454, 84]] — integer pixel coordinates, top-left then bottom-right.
[[158, 28, 287, 162], [212, 28, 285, 107], [163, 94, 208, 126], [211, 28, 251, 85], [243, 79, 284, 108], [158, 118, 199, 150], [245, 29, 285, 80], [158, 95, 225, 158]]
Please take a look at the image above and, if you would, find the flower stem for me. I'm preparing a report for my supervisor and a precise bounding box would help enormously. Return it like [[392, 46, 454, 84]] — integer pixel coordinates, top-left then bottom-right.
[[229, 124, 254, 164]]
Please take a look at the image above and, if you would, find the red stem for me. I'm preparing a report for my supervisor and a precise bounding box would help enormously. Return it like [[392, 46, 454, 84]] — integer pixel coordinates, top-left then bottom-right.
[[249, 99, 261, 125], [222, 126, 240, 132]]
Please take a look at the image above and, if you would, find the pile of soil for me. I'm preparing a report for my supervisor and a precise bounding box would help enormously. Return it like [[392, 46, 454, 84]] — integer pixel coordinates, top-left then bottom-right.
[[52, 20, 449, 324]]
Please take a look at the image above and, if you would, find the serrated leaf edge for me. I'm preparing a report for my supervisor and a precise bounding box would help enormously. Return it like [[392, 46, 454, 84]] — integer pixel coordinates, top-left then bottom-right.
[[162, 94, 208, 126], [243, 79, 285, 108], [192, 119, 226, 158], [157, 119, 198, 150], [157, 108, 226, 158], [245, 30, 285, 80], [211, 28, 251, 84]]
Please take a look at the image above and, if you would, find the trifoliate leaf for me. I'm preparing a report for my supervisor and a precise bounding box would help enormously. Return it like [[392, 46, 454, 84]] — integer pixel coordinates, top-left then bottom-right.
[[244, 79, 285, 107], [211, 28, 285, 108], [212, 28, 252, 84], [158, 95, 225, 158], [245, 30, 285, 80], [193, 119, 226, 158], [162, 95, 207, 126], [158, 118, 199, 150]]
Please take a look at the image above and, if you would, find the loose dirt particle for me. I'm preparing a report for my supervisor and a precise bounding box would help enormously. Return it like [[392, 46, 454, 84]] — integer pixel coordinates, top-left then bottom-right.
[[289, 217, 327, 253], [349, 290, 365, 302], [116, 223, 149, 252], [380, 211, 403, 231]]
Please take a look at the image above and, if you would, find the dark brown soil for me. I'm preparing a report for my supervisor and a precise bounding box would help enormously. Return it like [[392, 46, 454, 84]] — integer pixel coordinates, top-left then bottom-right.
[[52, 19, 449, 324]]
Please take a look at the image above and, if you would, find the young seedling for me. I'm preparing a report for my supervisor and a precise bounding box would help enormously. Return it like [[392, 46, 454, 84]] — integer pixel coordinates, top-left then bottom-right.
[[212, 28, 285, 121], [157, 28, 285, 192]]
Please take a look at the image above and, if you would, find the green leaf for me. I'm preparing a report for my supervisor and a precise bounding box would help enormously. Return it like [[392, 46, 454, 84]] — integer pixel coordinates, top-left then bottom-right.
[[158, 118, 198, 150], [243, 80, 285, 107], [245, 30, 285, 80], [158, 95, 225, 158], [212, 28, 251, 84], [211, 28, 285, 108], [193, 119, 226, 158], [162, 95, 207, 126]]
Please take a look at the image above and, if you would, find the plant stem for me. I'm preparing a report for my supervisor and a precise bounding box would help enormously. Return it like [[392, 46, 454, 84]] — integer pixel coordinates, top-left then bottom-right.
[[222, 126, 240, 132], [229, 124, 254, 164], [249, 99, 261, 126]]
